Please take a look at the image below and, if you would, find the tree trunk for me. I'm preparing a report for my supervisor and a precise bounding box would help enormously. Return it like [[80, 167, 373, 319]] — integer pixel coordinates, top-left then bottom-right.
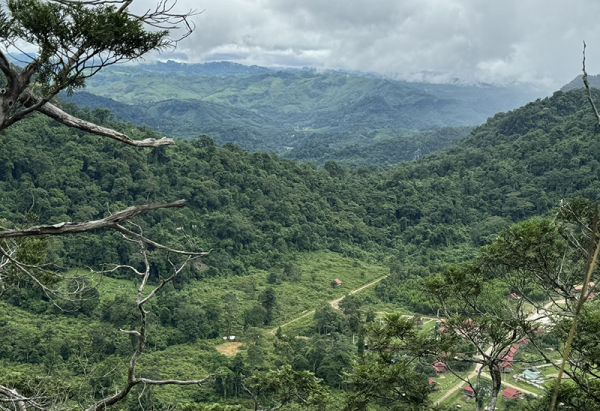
[[488, 363, 502, 411], [475, 366, 484, 411]]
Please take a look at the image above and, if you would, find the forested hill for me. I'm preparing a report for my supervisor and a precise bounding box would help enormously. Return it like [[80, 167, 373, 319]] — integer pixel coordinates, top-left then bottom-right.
[[1, 88, 599, 281], [62, 61, 543, 160]]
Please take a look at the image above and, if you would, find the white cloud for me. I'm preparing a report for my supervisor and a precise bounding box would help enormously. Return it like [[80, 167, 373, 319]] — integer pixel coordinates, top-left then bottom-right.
[[156, 0, 600, 90]]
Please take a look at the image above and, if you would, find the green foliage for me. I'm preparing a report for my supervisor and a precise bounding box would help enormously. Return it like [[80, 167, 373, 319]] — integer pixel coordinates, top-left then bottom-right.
[[4, 0, 168, 95], [245, 365, 331, 411], [314, 305, 346, 335], [346, 315, 431, 411], [7, 70, 600, 410]]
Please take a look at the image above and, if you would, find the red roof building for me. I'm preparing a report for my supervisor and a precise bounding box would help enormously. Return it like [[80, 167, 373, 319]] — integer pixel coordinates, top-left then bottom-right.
[[500, 361, 513, 373], [509, 293, 521, 299], [502, 387, 522, 399], [433, 361, 447, 373], [333, 279, 342, 285], [500, 344, 520, 363], [574, 282, 595, 292], [463, 385, 475, 397]]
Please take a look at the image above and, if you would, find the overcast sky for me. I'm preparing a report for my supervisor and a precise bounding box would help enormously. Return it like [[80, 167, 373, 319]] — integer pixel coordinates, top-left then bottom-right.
[[140, 0, 599, 91]]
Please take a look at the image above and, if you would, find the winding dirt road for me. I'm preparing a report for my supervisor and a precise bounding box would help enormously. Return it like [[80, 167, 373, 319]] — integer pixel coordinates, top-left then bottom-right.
[[267, 276, 387, 335]]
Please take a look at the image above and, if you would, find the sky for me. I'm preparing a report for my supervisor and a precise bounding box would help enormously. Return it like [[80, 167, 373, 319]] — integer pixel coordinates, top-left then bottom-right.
[[142, 0, 600, 91]]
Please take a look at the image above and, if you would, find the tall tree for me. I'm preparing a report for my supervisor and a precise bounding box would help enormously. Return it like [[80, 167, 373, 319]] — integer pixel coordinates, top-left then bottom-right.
[[0, 0, 193, 145], [0, 1, 214, 410]]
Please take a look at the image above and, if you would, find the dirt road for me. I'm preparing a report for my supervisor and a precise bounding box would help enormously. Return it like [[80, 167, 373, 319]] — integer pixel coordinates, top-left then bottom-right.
[[267, 276, 387, 335]]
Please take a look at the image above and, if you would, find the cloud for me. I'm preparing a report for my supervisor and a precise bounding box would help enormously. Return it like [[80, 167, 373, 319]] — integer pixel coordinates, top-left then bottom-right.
[[160, 0, 600, 89]]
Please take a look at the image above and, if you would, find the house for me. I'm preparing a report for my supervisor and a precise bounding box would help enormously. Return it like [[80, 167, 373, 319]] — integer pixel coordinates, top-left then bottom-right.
[[498, 344, 520, 373], [500, 361, 513, 373], [428, 378, 439, 391], [433, 361, 447, 373], [522, 369, 544, 384], [463, 385, 475, 397], [502, 387, 522, 400], [500, 344, 519, 362], [509, 293, 521, 299], [573, 282, 595, 293], [332, 278, 342, 287]]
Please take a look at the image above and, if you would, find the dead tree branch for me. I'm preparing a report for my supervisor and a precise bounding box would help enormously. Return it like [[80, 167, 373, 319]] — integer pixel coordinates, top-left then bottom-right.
[[84, 241, 214, 411], [0, 200, 186, 239], [26, 91, 174, 147], [582, 42, 600, 127]]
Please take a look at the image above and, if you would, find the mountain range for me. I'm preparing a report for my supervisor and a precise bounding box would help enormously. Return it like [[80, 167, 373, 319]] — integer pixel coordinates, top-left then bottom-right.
[[62, 61, 545, 163]]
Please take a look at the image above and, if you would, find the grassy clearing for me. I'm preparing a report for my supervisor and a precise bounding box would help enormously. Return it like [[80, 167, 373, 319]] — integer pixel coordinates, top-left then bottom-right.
[[186, 250, 388, 330], [68, 269, 152, 302], [429, 369, 473, 403], [504, 376, 544, 396], [215, 341, 243, 356]]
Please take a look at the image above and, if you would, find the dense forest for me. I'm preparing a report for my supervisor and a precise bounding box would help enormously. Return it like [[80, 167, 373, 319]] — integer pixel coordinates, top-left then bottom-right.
[[4, 89, 599, 275], [3, 84, 600, 410]]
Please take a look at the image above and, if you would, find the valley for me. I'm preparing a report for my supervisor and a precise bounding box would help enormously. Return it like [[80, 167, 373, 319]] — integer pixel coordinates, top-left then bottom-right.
[[2, 62, 600, 411]]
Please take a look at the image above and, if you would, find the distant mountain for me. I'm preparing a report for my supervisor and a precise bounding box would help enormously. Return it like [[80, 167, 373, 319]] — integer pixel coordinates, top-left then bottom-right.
[[118, 60, 275, 77], [5, 52, 34, 66], [562, 74, 600, 91], [63, 61, 545, 162]]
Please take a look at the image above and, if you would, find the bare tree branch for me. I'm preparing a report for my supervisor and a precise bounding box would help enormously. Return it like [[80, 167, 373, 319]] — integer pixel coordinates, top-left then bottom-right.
[[20, 91, 174, 147], [582, 42, 600, 127], [0, 200, 186, 239], [84, 242, 213, 411], [0, 385, 44, 411], [112, 224, 208, 256]]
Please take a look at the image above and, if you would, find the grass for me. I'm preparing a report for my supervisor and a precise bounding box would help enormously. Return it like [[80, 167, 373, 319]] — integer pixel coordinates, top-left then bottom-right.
[[184, 250, 388, 332], [64, 250, 388, 338], [68, 269, 153, 302], [435, 376, 524, 411], [504, 376, 544, 396], [429, 369, 474, 403]]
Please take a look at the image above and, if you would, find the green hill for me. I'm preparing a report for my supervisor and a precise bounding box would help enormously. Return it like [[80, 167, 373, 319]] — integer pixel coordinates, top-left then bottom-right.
[[63, 61, 543, 161], [2, 85, 600, 410], [2, 87, 599, 277]]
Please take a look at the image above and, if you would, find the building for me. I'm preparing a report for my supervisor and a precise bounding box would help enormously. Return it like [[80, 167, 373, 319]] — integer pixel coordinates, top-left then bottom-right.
[[500, 361, 513, 373], [521, 369, 544, 384], [498, 344, 520, 373], [463, 385, 475, 397], [573, 282, 595, 293], [502, 387, 522, 400], [433, 361, 447, 373]]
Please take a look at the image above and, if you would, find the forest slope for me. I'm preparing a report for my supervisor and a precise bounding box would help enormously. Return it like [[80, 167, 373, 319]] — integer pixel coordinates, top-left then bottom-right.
[[2, 86, 600, 410], [1, 88, 599, 281]]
